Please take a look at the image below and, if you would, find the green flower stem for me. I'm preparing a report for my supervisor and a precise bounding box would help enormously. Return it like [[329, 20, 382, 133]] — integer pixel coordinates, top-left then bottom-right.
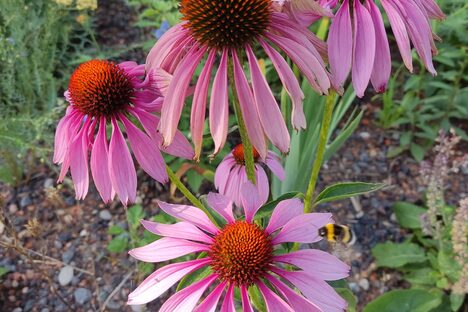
[[227, 56, 257, 184], [304, 91, 336, 213], [166, 165, 219, 227]]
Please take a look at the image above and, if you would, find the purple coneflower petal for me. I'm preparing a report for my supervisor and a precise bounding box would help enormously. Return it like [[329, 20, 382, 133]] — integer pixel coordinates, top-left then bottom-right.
[[127, 258, 210, 305], [274, 249, 350, 280], [265, 198, 303, 234], [193, 281, 227, 312], [266, 275, 323, 312], [272, 213, 333, 244], [90, 117, 113, 203], [381, 0, 413, 72], [192, 50, 216, 159], [129, 237, 210, 263], [241, 285, 254, 312], [146, 24, 187, 71], [159, 274, 218, 312], [157, 201, 219, 234], [352, 0, 375, 97], [255, 164, 270, 205], [141, 220, 213, 244], [214, 156, 236, 194], [265, 151, 285, 180], [241, 181, 265, 223], [159, 46, 206, 146], [69, 120, 90, 200], [232, 50, 268, 159], [328, 0, 352, 88], [210, 49, 229, 155], [419, 0, 445, 19], [120, 115, 168, 184], [223, 165, 243, 206], [53, 112, 75, 163], [257, 280, 294, 312], [368, 0, 391, 93], [206, 192, 235, 223], [221, 284, 236, 312], [260, 39, 305, 130]]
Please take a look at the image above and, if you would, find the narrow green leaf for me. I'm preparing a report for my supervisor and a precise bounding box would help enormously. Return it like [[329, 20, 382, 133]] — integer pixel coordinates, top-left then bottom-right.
[[404, 268, 437, 287], [127, 205, 145, 229], [410, 144, 425, 162], [107, 225, 125, 235], [336, 288, 357, 312], [372, 242, 426, 268], [176, 263, 212, 291], [254, 192, 304, 222], [363, 290, 442, 312], [0, 267, 10, 278], [314, 182, 385, 206], [450, 293, 465, 312], [393, 202, 426, 229]]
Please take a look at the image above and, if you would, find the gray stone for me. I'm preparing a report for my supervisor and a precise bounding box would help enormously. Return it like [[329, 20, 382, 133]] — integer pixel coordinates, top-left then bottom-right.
[[359, 132, 371, 140], [19, 196, 32, 208], [24, 299, 34, 312], [40, 309, 50, 312], [99, 210, 112, 221], [12, 308, 22, 312], [358, 278, 370, 290], [62, 247, 75, 264], [74, 288, 92, 305], [58, 266, 74, 286], [43, 178, 54, 188], [9, 204, 18, 214]]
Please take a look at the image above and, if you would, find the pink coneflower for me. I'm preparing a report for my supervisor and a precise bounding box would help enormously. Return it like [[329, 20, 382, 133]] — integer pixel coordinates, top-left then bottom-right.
[[146, 0, 332, 160], [54, 60, 193, 205], [215, 143, 285, 206], [328, 0, 444, 97], [128, 184, 349, 311]]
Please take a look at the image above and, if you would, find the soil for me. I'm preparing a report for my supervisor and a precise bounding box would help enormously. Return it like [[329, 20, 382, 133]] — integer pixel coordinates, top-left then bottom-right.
[[1, 1, 467, 312]]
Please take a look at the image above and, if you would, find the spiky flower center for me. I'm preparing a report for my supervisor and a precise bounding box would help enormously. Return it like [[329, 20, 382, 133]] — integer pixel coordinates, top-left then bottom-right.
[[232, 143, 261, 164], [180, 0, 272, 49], [68, 60, 134, 117], [210, 221, 273, 286]]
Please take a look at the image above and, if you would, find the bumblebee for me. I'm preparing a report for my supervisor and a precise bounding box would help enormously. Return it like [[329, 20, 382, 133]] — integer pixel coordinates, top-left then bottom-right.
[[318, 223, 355, 245]]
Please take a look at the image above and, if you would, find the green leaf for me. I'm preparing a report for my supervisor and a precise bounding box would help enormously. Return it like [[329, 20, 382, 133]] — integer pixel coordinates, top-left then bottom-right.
[[363, 289, 442, 312], [107, 225, 125, 235], [314, 182, 385, 206], [450, 293, 465, 312], [372, 242, 426, 268], [248, 285, 266, 312], [0, 267, 10, 278], [438, 250, 460, 281], [393, 202, 426, 229], [404, 268, 437, 287], [410, 144, 426, 162], [336, 288, 357, 312], [176, 265, 212, 291], [127, 205, 145, 229], [254, 192, 303, 222], [107, 236, 129, 253]]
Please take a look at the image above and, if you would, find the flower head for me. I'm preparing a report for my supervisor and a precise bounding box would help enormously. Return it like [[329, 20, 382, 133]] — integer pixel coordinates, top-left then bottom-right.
[[146, 0, 332, 159], [215, 143, 285, 206], [54, 60, 193, 205], [327, 0, 444, 97], [128, 184, 349, 311]]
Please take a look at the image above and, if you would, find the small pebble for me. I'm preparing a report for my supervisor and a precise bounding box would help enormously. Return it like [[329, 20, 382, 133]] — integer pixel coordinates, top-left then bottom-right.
[[12, 308, 22, 312], [359, 278, 370, 291], [58, 266, 74, 286], [74, 287, 92, 305], [9, 204, 18, 214], [99, 210, 112, 221], [19, 196, 32, 208], [62, 247, 75, 264], [43, 178, 54, 188]]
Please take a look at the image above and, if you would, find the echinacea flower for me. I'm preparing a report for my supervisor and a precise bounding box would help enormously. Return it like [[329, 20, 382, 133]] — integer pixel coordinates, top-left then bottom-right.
[[54, 59, 193, 205], [215, 143, 285, 206], [128, 184, 349, 311], [146, 0, 333, 160], [328, 0, 444, 97]]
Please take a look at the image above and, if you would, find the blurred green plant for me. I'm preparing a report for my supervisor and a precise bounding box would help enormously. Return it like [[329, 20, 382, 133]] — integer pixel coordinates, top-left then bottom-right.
[[366, 131, 467, 312], [376, 0, 468, 161]]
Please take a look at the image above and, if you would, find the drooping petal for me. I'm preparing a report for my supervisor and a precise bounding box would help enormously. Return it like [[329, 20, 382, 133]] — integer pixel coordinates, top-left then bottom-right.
[[260, 39, 305, 130], [272, 213, 333, 244], [246, 45, 290, 153], [381, 0, 413, 72], [265, 198, 303, 234], [206, 192, 235, 223], [265, 151, 285, 181], [232, 50, 267, 159], [368, 0, 391, 93], [266, 275, 323, 312], [273, 249, 350, 280], [352, 0, 376, 97], [257, 280, 294, 312], [272, 268, 347, 312], [157, 201, 219, 234], [146, 24, 188, 72], [90, 117, 113, 202], [159, 46, 206, 146], [220, 284, 236, 312], [141, 220, 213, 244], [223, 165, 243, 206], [193, 282, 227, 312], [419, 0, 445, 20], [159, 274, 218, 312], [120, 115, 168, 184], [214, 156, 236, 194], [128, 237, 210, 263], [192, 50, 216, 159], [209, 49, 229, 155], [255, 164, 270, 206], [241, 285, 254, 312], [241, 181, 266, 223], [69, 119, 91, 200], [328, 0, 352, 88], [53, 110, 77, 164], [127, 258, 210, 305]]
